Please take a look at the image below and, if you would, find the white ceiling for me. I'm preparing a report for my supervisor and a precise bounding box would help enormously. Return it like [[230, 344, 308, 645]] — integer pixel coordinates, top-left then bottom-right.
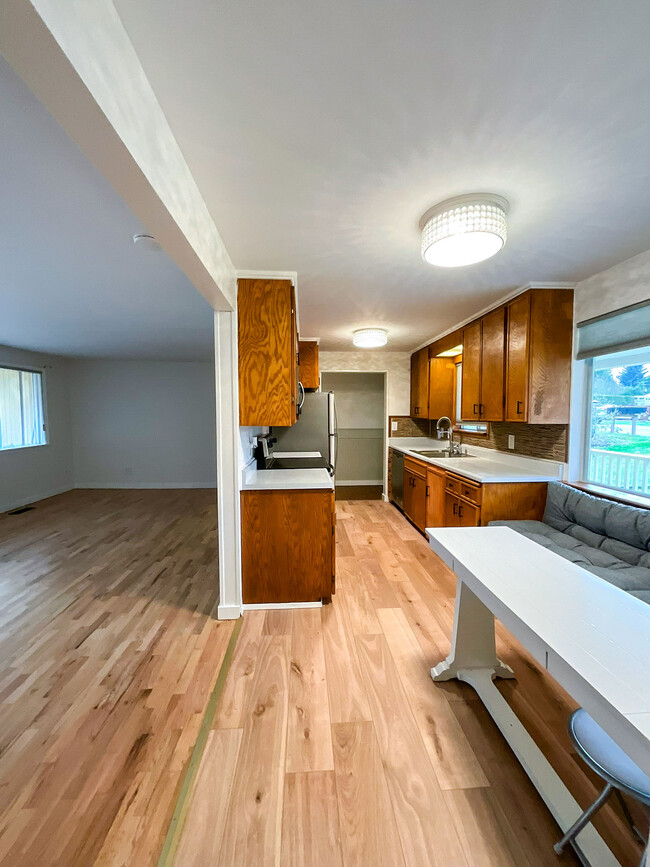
[[115, 0, 650, 351], [0, 56, 215, 361]]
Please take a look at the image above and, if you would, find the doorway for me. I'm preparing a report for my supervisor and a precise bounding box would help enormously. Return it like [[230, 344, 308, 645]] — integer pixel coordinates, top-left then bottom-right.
[[321, 371, 386, 500]]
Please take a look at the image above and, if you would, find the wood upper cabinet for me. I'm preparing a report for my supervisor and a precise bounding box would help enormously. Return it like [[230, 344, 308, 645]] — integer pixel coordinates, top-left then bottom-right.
[[299, 340, 319, 390], [461, 320, 482, 420], [461, 309, 505, 422], [238, 278, 298, 426], [410, 348, 429, 418], [505, 288, 574, 424], [479, 307, 506, 421], [241, 488, 334, 604], [427, 356, 456, 421], [425, 465, 446, 528]]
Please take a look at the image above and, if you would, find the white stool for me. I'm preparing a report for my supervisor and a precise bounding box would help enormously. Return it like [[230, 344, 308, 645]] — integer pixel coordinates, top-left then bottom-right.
[[555, 709, 650, 866]]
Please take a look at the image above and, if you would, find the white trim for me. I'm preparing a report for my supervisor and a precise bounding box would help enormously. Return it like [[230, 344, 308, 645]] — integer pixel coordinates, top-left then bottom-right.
[[242, 601, 323, 610], [1, 485, 73, 515], [74, 482, 216, 489], [216, 604, 242, 620], [382, 493, 389, 502], [215, 310, 243, 621], [410, 282, 576, 354], [335, 479, 384, 486]]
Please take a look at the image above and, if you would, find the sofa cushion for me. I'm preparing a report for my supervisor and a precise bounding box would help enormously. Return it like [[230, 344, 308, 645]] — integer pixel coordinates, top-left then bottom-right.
[[543, 481, 650, 567], [489, 519, 650, 598]]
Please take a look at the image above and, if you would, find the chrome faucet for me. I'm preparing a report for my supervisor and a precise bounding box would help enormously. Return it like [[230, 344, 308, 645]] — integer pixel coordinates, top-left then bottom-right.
[[436, 416, 462, 456]]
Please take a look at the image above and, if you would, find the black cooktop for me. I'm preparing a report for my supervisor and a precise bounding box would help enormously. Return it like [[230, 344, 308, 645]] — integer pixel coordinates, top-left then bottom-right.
[[265, 456, 330, 471]]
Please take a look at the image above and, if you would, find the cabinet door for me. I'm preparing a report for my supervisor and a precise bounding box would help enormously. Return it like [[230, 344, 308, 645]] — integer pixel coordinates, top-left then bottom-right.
[[444, 491, 460, 526], [457, 498, 481, 527], [411, 348, 429, 417], [505, 293, 531, 422], [292, 286, 299, 422], [479, 307, 505, 421], [403, 470, 415, 519], [299, 340, 319, 389], [411, 472, 427, 532], [461, 321, 481, 420], [425, 467, 446, 528], [428, 357, 455, 420]]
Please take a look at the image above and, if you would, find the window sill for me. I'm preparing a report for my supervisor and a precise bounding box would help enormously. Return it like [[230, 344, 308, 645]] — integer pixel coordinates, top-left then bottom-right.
[[0, 443, 48, 453], [569, 482, 650, 511]]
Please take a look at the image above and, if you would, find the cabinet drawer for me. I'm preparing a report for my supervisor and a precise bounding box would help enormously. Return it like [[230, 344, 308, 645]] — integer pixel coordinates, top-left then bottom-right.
[[404, 456, 426, 479], [445, 475, 461, 495], [459, 480, 482, 505]]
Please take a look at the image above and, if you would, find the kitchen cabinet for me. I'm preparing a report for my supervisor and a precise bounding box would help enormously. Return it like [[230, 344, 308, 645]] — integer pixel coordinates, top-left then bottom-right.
[[427, 357, 456, 421], [403, 457, 427, 531], [444, 492, 481, 527], [299, 340, 319, 389], [241, 488, 335, 603], [238, 278, 299, 426], [425, 465, 446, 527], [505, 288, 574, 424], [461, 308, 505, 422], [410, 348, 429, 418]]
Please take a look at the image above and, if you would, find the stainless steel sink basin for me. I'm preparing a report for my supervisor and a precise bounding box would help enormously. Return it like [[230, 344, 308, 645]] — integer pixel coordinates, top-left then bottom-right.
[[412, 449, 470, 458]]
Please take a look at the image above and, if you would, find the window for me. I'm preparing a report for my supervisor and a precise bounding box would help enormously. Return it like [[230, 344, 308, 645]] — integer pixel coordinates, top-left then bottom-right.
[[584, 346, 650, 497], [0, 366, 47, 450]]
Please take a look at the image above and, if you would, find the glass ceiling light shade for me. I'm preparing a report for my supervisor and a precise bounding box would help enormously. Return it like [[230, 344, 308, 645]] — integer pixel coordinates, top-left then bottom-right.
[[353, 328, 388, 348], [420, 194, 509, 267]]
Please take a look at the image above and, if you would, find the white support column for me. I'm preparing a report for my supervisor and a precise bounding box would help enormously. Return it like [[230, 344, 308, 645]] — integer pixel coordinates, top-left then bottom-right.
[[214, 310, 242, 619]]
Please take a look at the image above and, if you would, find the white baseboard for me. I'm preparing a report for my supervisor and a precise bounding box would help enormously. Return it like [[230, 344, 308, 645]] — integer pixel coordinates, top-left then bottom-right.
[[242, 601, 323, 610], [335, 479, 383, 486], [1, 485, 73, 515], [382, 493, 389, 502], [217, 603, 243, 620], [74, 482, 216, 489]]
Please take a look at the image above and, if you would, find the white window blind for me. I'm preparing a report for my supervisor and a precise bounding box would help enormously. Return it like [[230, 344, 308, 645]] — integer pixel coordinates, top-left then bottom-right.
[[0, 367, 46, 450], [576, 299, 650, 360]]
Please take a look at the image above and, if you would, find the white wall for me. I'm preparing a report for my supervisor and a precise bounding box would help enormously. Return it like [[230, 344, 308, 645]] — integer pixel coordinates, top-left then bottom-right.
[[319, 351, 410, 416], [0, 345, 73, 512], [70, 359, 216, 488], [574, 247, 650, 322]]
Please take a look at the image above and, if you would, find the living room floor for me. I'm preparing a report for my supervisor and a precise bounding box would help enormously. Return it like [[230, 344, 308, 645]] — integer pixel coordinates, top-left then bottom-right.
[[0, 493, 643, 865]]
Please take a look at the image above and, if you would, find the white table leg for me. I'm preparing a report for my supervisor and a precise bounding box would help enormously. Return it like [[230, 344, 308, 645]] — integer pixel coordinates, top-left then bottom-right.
[[431, 578, 514, 682]]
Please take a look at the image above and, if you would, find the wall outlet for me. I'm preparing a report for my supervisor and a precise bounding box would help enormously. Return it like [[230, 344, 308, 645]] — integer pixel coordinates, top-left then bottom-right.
[[508, 435, 515, 450], [391, 421, 398, 432]]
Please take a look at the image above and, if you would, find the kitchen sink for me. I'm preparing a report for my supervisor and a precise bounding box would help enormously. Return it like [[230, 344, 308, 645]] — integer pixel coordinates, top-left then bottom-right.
[[412, 449, 471, 458]]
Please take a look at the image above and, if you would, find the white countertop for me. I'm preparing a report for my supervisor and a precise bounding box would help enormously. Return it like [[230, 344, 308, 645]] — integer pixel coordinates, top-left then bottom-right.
[[389, 437, 564, 484], [242, 462, 334, 492]]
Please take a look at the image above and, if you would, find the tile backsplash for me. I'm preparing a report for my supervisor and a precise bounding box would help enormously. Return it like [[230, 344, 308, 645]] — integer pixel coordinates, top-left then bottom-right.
[[388, 415, 567, 462]]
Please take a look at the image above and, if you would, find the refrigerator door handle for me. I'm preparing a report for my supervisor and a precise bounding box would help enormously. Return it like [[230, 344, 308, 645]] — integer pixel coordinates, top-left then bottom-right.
[[298, 381, 305, 415]]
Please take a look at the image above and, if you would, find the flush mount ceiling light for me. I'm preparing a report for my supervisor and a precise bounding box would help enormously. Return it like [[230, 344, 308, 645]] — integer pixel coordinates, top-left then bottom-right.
[[420, 194, 509, 267], [133, 233, 161, 252], [353, 328, 388, 348]]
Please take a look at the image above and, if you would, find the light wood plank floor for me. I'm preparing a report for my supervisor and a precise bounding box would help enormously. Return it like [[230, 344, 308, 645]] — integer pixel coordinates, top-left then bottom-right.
[[0, 489, 233, 867], [178, 500, 646, 867]]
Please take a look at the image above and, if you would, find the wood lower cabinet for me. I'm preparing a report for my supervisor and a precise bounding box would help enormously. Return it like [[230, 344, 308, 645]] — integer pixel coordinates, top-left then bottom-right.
[[410, 348, 429, 418], [241, 488, 335, 604], [238, 278, 299, 427], [403, 457, 427, 531], [505, 288, 574, 424], [298, 340, 319, 389], [396, 455, 547, 532]]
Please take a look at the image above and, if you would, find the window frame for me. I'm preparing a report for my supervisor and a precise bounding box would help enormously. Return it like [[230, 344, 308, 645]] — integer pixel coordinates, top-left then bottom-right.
[[0, 363, 49, 452]]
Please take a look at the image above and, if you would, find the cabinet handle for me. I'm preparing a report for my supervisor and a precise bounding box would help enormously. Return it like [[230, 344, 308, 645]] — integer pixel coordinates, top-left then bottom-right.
[[426, 485, 430, 497], [453, 502, 457, 515], [473, 403, 478, 416], [458, 504, 464, 519], [479, 403, 485, 416], [516, 400, 523, 415]]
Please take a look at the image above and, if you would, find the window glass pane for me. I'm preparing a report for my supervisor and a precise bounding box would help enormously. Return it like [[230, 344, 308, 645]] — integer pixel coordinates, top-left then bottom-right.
[[0, 367, 46, 450], [586, 346, 650, 497]]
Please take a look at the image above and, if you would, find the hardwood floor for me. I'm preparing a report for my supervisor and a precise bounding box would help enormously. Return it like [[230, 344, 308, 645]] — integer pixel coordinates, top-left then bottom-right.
[[177, 500, 645, 867], [1, 494, 645, 865], [0, 489, 233, 867]]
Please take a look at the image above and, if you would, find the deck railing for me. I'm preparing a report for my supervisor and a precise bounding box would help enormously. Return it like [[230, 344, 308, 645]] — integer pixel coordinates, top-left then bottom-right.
[[588, 448, 650, 496]]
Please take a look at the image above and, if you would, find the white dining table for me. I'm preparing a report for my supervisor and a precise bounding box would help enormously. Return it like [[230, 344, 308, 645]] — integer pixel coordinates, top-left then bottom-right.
[[427, 525, 650, 867]]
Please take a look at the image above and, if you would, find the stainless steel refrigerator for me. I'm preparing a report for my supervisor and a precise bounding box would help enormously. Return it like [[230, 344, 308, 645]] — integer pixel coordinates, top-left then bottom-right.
[[272, 391, 338, 475]]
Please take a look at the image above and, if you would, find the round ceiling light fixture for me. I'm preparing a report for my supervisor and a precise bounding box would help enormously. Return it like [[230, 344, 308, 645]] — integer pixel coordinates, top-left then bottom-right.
[[133, 233, 161, 252], [420, 194, 509, 267], [353, 328, 388, 348]]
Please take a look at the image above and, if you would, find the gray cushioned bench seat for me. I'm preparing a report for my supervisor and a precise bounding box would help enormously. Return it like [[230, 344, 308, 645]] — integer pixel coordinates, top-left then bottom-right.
[[489, 481, 650, 604]]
